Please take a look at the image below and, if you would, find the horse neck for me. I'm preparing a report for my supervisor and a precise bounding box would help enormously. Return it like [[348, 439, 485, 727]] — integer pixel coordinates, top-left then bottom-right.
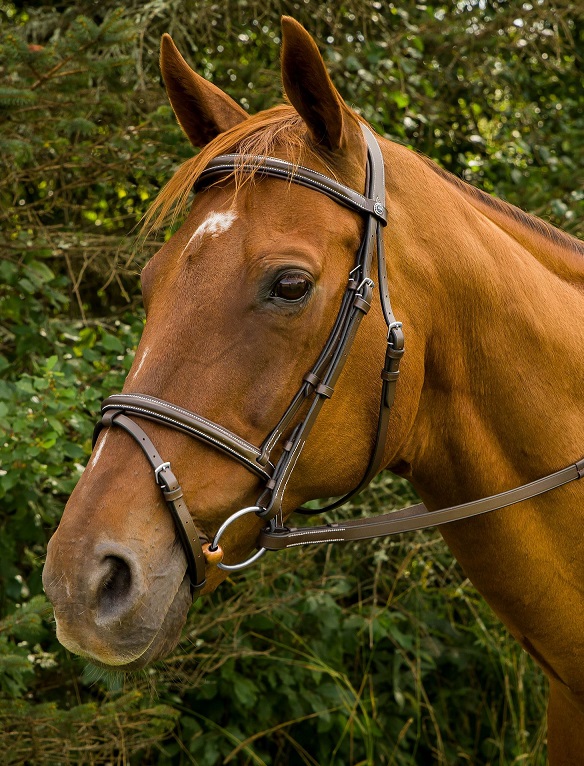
[[383, 140, 584, 505]]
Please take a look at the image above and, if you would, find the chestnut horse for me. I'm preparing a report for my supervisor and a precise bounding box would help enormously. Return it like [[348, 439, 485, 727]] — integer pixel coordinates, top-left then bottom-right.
[[43, 17, 584, 764]]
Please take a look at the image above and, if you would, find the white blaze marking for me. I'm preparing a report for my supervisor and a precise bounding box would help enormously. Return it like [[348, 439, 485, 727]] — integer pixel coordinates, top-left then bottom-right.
[[181, 210, 237, 257], [124, 212, 236, 384], [127, 345, 150, 383], [87, 429, 110, 472]]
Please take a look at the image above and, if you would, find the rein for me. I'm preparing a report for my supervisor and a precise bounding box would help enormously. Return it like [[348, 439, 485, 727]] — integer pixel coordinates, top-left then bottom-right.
[[93, 124, 584, 595]]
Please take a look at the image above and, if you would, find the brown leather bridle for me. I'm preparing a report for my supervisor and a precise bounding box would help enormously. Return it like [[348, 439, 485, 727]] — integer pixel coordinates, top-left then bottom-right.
[[93, 124, 584, 596]]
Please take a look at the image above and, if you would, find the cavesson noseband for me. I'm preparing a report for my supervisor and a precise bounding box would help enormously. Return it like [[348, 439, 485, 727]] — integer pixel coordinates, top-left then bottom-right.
[[93, 124, 584, 596]]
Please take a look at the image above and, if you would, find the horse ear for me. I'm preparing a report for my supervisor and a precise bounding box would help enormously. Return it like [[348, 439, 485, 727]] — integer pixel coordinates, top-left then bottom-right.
[[160, 34, 248, 147], [280, 17, 352, 151]]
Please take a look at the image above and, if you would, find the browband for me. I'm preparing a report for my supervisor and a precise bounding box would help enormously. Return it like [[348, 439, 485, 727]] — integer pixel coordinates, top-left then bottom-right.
[[197, 154, 388, 225]]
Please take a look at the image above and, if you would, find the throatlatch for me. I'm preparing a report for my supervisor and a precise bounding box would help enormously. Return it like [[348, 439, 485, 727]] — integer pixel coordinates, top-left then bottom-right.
[[93, 123, 584, 596]]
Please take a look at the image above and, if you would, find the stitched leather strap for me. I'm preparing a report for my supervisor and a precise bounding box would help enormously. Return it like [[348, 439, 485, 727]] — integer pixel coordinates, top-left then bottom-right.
[[294, 129, 404, 516], [101, 394, 274, 480], [259, 458, 584, 549], [198, 154, 388, 225]]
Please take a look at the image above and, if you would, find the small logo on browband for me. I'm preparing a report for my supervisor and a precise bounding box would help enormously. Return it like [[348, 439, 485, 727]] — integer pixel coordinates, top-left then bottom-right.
[[373, 202, 385, 217]]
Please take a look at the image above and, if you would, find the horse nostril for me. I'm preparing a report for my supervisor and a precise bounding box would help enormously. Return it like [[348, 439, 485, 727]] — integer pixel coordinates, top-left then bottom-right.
[[98, 556, 133, 615]]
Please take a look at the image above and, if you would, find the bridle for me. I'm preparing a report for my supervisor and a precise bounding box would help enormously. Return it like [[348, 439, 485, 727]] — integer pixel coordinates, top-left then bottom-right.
[[93, 123, 584, 596]]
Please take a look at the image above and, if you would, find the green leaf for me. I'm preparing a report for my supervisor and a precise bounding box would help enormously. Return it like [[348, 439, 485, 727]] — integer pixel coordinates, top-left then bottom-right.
[[232, 676, 258, 708], [389, 91, 410, 109], [100, 332, 124, 352]]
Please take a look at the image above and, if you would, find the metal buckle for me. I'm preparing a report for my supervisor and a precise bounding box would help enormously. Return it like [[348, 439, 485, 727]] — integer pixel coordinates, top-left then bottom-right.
[[387, 321, 404, 350], [209, 506, 272, 571], [154, 461, 171, 485], [357, 277, 375, 293]]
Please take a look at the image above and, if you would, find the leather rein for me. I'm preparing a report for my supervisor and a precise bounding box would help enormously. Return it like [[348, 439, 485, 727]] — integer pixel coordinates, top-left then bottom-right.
[[93, 124, 584, 596]]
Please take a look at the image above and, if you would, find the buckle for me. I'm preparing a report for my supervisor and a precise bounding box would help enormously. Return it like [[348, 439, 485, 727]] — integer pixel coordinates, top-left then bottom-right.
[[387, 321, 404, 355], [154, 461, 171, 485], [357, 277, 375, 293]]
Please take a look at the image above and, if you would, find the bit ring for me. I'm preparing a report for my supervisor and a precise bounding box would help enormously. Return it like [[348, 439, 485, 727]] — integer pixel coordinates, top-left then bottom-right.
[[209, 506, 269, 571]]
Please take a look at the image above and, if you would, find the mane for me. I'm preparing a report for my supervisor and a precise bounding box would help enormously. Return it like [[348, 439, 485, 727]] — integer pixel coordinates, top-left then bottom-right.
[[143, 105, 322, 232], [420, 157, 584, 257]]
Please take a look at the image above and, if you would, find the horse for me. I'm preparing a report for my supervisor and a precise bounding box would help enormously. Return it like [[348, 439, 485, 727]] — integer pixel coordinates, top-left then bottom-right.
[[42, 17, 584, 764]]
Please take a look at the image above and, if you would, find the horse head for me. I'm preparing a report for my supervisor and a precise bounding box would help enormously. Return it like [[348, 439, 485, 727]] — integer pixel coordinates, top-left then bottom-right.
[[42, 19, 420, 669]]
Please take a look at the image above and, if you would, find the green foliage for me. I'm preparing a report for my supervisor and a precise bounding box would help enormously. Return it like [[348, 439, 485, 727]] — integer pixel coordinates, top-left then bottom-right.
[[0, 691, 180, 765], [0, 510, 549, 765], [0, 0, 581, 763], [0, 306, 142, 593], [0, 596, 51, 696]]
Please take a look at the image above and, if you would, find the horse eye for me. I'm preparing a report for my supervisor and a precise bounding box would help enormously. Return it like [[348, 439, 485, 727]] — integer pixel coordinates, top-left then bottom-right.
[[271, 273, 312, 302]]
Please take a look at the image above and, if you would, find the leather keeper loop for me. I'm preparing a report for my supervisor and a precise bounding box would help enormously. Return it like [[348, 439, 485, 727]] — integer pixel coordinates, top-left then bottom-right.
[[316, 383, 334, 398], [303, 372, 320, 388], [163, 487, 183, 502], [102, 410, 116, 427], [386, 345, 405, 360], [353, 295, 372, 313], [255, 450, 270, 468], [387, 325, 405, 352], [381, 369, 399, 382], [157, 468, 179, 491]]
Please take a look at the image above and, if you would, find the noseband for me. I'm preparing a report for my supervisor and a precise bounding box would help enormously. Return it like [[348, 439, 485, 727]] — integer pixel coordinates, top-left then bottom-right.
[[93, 123, 584, 596]]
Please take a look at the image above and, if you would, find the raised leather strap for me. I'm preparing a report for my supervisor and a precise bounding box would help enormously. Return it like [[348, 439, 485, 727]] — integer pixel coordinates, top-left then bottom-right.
[[101, 394, 273, 480], [198, 154, 388, 225], [96, 411, 207, 590], [259, 458, 584, 550]]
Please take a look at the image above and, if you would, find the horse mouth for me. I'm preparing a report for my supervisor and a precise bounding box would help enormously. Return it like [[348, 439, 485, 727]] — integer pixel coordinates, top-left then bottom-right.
[[119, 580, 192, 670]]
